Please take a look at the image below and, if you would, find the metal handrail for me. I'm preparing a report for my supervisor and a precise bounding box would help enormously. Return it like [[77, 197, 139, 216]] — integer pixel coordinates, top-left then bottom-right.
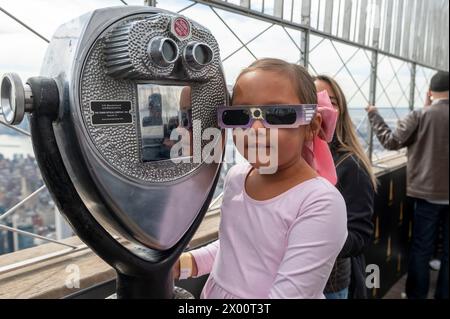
[[0, 223, 78, 249], [0, 244, 87, 276], [0, 185, 46, 221], [0, 6, 49, 43], [0, 120, 31, 137]]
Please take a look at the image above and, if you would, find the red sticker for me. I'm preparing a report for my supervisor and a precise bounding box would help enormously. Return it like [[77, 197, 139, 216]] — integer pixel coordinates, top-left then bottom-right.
[[172, 17, 191, 39]]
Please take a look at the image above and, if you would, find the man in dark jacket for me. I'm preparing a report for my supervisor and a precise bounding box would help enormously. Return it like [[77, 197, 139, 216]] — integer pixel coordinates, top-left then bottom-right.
[[366, 71, 449, 299]]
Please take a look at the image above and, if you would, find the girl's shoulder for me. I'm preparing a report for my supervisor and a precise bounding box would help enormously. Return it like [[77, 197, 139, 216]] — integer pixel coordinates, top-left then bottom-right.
[[300, 177, 344, 202], [295, 177, 346, 220], [219, 163, 252, 204], [224, 163, 341, 195], [223, 163, 344, 204], [225, 162, 252, 180], [222, 163, 251, 189]]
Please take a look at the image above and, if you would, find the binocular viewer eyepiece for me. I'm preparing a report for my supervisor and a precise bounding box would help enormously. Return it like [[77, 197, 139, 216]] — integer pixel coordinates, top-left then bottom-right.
[[1, 6, 228, 299], [147, 36, 214, 70], [1, 73, 33, 125], [148, 37, 180, 67], [184, 42, 215, 70]]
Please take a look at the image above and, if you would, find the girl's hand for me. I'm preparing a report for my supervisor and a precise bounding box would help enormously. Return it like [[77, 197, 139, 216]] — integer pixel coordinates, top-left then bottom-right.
[[173, 258, 181, 280], [173, 253, 199, 280]]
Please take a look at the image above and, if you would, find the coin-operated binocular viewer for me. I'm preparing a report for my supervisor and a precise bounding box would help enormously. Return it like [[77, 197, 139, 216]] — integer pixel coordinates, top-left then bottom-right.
[[1, 6, 227, 298]]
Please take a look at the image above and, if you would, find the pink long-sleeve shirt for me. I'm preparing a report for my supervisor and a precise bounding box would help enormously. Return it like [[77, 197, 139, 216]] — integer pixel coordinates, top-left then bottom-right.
[[190, 163, 348, 299]]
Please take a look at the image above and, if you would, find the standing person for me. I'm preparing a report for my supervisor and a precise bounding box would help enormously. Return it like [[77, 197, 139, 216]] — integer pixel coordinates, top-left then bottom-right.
[[174, 59, 348, 299], [366, 71, 449, 299], [315, 75, 376, 299]]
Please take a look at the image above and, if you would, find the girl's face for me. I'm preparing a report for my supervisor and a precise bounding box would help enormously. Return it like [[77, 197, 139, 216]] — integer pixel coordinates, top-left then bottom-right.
[[232, 70, 320, 170]]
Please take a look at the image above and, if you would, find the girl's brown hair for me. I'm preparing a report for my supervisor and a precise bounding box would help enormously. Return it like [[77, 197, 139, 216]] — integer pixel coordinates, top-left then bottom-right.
[[315, 74, 378, 190], [232, 58, 317, 105]]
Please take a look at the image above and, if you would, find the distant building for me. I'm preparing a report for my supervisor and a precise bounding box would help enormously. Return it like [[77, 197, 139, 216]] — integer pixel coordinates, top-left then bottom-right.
[[17, 224, 35, 250], [0, 211, 14, 255]]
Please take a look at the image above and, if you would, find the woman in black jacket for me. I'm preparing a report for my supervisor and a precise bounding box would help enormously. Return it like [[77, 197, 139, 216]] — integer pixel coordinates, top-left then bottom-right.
[[315, 75, 377, 299]]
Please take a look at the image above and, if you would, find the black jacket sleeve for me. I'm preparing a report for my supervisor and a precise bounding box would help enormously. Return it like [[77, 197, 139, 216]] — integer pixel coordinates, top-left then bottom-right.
[[336, 155, 375, 258]]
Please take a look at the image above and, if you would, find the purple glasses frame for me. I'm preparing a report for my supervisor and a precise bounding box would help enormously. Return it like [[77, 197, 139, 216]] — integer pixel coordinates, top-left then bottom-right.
[[217, 104, 317, 129]]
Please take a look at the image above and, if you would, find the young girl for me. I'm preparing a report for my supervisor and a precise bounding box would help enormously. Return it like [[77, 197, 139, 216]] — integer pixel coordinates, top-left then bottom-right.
[[175, 59, 348, 299]]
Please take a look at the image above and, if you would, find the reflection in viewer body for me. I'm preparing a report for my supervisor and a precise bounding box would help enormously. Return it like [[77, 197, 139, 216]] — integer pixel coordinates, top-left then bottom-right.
[[176, 86, 194, 157], [140, 85, 193, 162]]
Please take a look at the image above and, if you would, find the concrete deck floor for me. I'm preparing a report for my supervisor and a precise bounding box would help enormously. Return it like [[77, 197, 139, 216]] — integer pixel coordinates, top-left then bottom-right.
[[383, 269, 439, 299]]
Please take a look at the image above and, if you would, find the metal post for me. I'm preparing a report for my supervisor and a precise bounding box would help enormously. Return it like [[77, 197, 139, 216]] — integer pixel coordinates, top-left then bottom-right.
[[342, 0, 353, 40], [301, 0, 311, 68], [302, 30, 310, 68], [368, 50, 378, 163], [144, 0, 157, 6], [12, 215, 19, 252], [274, 0, 284, 19], [358, 0, 368, 45], [0, 223, 78, 249], [240, 0, 251, 9], [55, 205, 73, 240], [410, 63, 417, 111], [0, 185, 46, 221]]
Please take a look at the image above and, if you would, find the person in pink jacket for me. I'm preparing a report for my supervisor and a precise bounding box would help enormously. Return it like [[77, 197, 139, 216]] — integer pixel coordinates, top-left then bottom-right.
[[174, 58, 348, 299]]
